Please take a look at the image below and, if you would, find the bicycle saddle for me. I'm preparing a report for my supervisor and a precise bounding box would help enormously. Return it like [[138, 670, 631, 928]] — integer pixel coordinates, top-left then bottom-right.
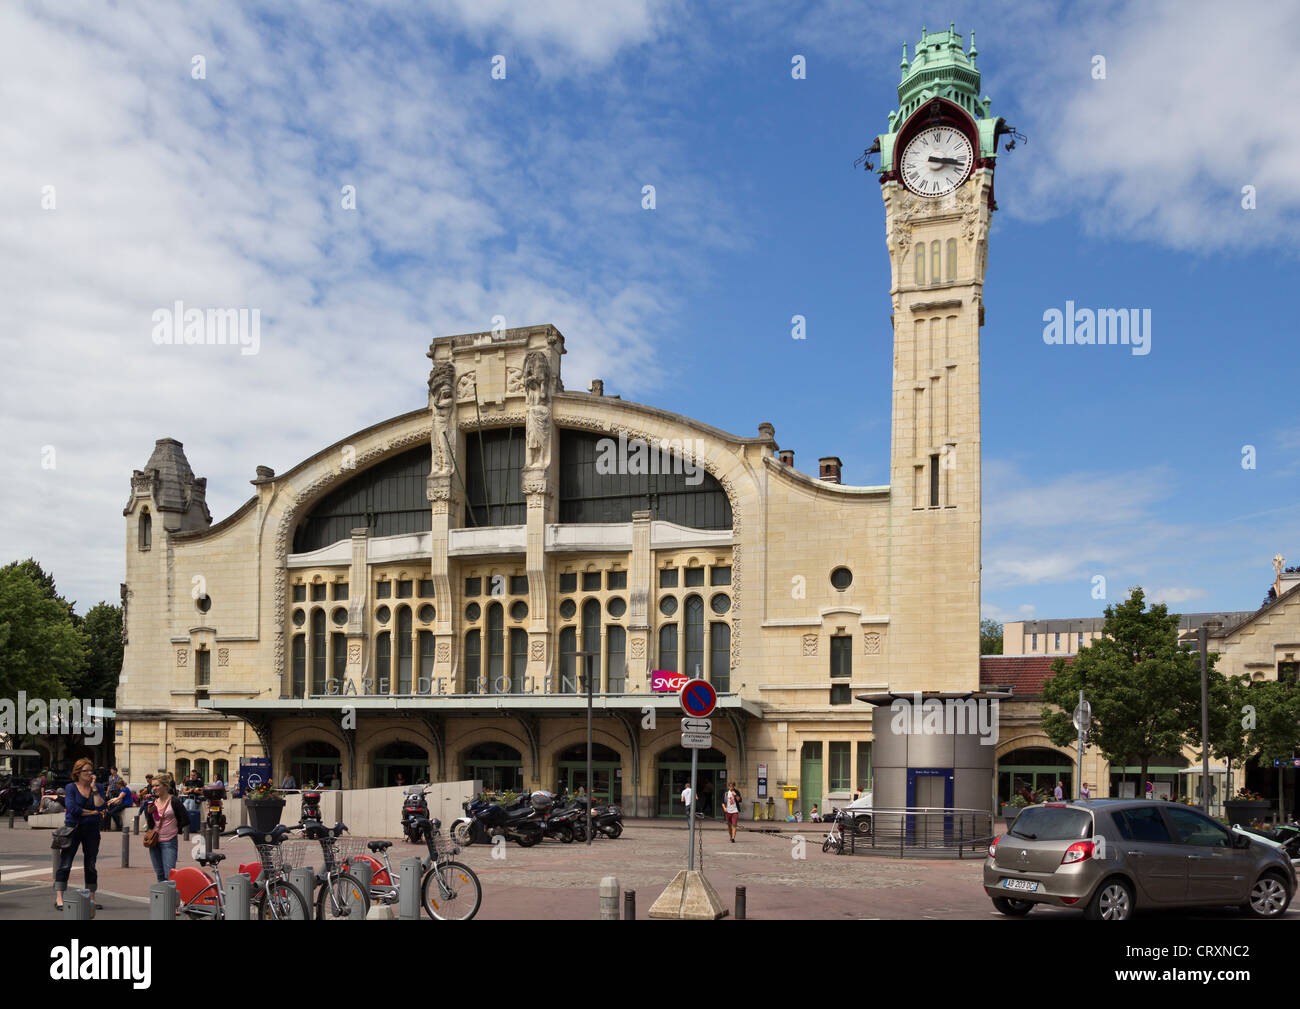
[[367, 840, 393, 851], [197, 852, 226, 866]]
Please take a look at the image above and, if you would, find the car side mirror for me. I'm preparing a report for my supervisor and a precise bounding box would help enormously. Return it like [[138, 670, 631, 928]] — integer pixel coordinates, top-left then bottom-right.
[[1233, 832, 1252, 849]]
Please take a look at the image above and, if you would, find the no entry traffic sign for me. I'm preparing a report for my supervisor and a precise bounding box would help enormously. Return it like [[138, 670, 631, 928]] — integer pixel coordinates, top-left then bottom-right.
[[679, 678, 717, 718]]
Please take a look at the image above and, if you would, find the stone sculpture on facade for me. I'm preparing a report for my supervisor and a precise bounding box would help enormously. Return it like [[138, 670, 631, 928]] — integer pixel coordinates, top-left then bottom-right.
[[523, 350, 553, 473], [428, 361, 457, 477]]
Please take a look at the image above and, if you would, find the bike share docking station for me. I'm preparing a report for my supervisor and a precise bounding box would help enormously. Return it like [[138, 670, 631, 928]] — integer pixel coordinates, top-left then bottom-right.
[[648, 679, 729, 920]]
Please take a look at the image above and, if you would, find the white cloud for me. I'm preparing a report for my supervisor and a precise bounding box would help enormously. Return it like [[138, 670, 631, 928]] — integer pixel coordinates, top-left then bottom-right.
[[1148, 586, 1208, 605]]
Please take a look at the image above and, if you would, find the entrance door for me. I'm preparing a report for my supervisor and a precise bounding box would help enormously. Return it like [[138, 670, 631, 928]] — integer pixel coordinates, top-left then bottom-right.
[[800, 742, 823, 819], [656, 747, 726, 817], [557, 744, 622, 804]]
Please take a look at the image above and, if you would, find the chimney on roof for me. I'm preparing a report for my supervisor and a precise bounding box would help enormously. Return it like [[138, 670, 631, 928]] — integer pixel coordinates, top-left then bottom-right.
[[819, 456, 843, 484], [589, 379, 604, 396], [778, 449, 794, 467]]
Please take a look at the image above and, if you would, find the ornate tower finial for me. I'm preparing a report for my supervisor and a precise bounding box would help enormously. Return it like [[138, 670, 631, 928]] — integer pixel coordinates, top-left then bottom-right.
[[900, 41, 909, 73]]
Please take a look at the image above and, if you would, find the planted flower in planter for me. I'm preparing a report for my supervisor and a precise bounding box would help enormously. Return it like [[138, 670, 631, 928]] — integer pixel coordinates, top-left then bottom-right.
[[244, 782, 285, 832]]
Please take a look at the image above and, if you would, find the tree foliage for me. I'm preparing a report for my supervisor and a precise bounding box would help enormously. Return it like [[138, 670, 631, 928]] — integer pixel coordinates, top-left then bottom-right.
[[980, 618, 1003, 656], [0, 564, 84, 702]]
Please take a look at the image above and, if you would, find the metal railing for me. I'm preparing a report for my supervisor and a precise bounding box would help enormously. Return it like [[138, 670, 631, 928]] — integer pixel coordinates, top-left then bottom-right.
[[841, 806, 994, 859]]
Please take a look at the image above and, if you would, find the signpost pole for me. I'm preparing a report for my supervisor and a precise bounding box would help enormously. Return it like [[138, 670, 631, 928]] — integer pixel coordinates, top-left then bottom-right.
[[576, 650, 598, 848], [688, 745, 698, 871], [1076, 689, 1085, 799]]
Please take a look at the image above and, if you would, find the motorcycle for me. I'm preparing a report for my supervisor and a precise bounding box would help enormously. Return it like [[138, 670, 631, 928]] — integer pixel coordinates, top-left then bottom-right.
[[299, 788, 323, 827], [570, 795, 624, 840], [0, 777, 34, 817], [204, 784, 227, 832], [456, 791, 544, 847], [401, 789, 430, 844]]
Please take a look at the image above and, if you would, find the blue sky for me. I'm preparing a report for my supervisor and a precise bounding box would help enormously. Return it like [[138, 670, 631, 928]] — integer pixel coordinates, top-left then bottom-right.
[[1, 0, 1296, 629]]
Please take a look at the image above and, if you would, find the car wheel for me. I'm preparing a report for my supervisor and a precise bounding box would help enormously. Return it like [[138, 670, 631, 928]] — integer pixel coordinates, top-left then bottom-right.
[[854, 816, 872, 836], [991, 896, 1033, 917], [1084, 878, 1134, 921], [1242, 873, 1291, 919]]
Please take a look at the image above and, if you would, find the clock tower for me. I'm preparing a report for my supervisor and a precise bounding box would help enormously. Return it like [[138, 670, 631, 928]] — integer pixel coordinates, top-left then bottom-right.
[[875, 25, 1007, 693]]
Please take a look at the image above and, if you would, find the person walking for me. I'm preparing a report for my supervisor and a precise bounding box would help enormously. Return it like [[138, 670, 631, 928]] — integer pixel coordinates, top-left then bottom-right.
[[680, 783, 693, 820], [1079, 781, 1091, 799], [142, 779, 188, 883], [280, 772, 296, 790], [722, 782, 741, 842], [55, 759, 123, 910], [1053, 780, 1064, 801]]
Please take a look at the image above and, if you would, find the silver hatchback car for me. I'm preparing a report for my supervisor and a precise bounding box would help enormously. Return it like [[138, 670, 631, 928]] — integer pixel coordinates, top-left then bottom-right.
[[984, 799, 1296, 920]]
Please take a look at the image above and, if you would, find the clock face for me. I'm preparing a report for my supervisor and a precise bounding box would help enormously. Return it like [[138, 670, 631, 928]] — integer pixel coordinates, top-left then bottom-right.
[[900, 126, 973, 198]]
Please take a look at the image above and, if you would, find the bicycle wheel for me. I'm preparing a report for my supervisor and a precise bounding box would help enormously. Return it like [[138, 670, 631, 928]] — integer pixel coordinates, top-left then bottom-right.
[[421, 860, 482, 921], [316, 872, 370, 921], [256, 879, 311, 921]]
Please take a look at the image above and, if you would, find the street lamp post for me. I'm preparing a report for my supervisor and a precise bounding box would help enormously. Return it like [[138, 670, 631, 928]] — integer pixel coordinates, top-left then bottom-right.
[[1199, 623, 1210, 812], [576, 650, 598, 847]]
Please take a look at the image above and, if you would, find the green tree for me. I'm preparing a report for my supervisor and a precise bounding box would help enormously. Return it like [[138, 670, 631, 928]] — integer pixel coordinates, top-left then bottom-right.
[[980, 618, 1003, 655], [1041, 588, 1204, 787], [1, 558, 78, 626], [71, 601, 122, 705], [0, 564, 85, 703]]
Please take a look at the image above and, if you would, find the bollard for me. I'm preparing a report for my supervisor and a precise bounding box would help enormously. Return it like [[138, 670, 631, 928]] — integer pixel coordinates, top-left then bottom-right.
[[133, 813, 140, 835], [210, 825, 220, 851], [351, 859, 373, 921], [398, 857, 421, 920], [599, 876, 619, 920], [8, 812, 13, 828], [735, 885, 746, 920], [64, 889, 93, 920], [225, 873, 251, 920], [121, 829, 129, 869], [290, 867, 316, 921], [623, 889, 636, 921], [150, 880, 178, 920]]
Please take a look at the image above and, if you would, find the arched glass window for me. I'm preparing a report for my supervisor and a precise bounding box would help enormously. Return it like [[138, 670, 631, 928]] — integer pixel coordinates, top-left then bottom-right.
[[195, 759, 209, 782], [659, 624, 678, 673], [419, 631, 435, 693], [509, 628, 527, 694], [176, 758, 190, 781], [311, 610, 327, 695], [914, 242, 925, 285], [329, 632, 345, 694], [214, 759, 228, 783], [293, 445, 432, 552], [606, 626, 626, 693], [292, 635, 305, 697], [684, 595, 704, 678], [559, 626, 577, 693], [138, 510, 151, 551], [581, 599, 601, 689], [396, 607, 413, 693], [710, 622, 730, 692], [946, 238, 957, 281], [487, 602, 505, 694], [464, 629, 481, 694], [375, 631, 390, 695], [930, 241, 941, 285]]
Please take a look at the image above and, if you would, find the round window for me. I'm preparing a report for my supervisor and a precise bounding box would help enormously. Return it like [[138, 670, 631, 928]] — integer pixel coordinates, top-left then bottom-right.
[[831, 567, 853, 590], [710, 594, 731, 615], [196, 595, 212, 614], [510, 600, 528, 621], [465, 602, 481, 622], [659, 596, 678, 616], [607, 597, 627, 618], [376, 605, 391, 625], [418, 604, 435, 623], [559, 599, 577, 620], [332, 607, 348, 626], [292, 608, 306, 627]]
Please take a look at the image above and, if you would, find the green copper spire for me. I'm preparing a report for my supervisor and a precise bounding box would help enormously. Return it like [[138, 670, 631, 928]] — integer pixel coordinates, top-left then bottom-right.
[[874, 24, 1002, 178]]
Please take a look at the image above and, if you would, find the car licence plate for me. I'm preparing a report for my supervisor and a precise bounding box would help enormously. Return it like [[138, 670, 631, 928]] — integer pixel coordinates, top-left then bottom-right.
[[1002, 878, 1039, 893]]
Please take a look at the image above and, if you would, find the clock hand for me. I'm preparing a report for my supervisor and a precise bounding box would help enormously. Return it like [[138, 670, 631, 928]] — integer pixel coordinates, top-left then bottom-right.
[[927, 156, 963, 166]]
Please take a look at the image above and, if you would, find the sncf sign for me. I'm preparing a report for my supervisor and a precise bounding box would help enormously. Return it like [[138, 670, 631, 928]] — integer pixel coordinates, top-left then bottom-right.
[[651, 671, 690, 693]]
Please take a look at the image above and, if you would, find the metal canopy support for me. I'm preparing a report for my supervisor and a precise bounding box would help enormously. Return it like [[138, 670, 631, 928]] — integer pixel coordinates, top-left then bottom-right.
[[611, 709, 641, 819], [514, 712, 541, 782], [419, 712, 447, 781]]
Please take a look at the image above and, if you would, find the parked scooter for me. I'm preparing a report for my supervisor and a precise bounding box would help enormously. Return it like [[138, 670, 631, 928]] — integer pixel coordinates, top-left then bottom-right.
[[401, 789, 430, 844], [457, 792, 545, 847], [568, 793, 624, 840], [299, 788, 323, 827], [203, 784, 227, 832]]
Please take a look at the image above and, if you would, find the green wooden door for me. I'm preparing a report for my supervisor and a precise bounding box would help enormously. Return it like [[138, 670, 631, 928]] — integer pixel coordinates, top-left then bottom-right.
[[800, 742, 823, 818]]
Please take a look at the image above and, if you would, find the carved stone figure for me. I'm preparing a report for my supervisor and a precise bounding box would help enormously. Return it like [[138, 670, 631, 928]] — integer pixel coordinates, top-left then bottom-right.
[[428, 362, 456, 477], [523, 351, 552, 471], [1274, 553, 1285, 599]]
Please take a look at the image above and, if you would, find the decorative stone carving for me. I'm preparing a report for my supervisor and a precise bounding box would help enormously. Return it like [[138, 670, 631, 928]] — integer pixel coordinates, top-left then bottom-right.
[[864, 631, 882, 655], [523, 350, 552, 472], [436, 642, 450, 663], [506, 366, 524, 395], [629, 638, 646, 660], [120, 582, 130, 646], [530, 637, 544, 661], [456, 372, 477, 401], [347, 642, 362, 664], [217, 647, 230, 667], [176, 648, 188, 667], [427, 361, 457, 477], [802, 633, 818, 657]]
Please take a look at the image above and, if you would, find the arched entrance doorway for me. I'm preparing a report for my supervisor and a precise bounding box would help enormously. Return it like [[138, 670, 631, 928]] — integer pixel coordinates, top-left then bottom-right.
[[462, 742, 524, 794], [656, 746, 727, 817], [372, 741, 429, 788], [556, 744, 622, 804], [287, 741, 342, 788], [998, 746, 1073, 803]]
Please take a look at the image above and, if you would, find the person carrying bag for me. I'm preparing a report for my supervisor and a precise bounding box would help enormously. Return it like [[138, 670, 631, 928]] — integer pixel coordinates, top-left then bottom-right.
[[141, 780, 187, 882], [54, 758, 123, 911]]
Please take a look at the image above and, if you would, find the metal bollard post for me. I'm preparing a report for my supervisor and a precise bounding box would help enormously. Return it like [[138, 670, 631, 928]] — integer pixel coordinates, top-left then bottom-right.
[[121, 828, 130, 868], [735, 885, 746, 920], [398, 857, 421, 920], [64, 889, 93, 920], [599, 876, 619, 920], [225, 873, 251, 920], [290, 867, 316, 921], [623, 889, 635, 920], [150, 880, 178, 920], [8, 812, 13, 828], [133, 813, 140, 835], [350, 858, 373, 921]]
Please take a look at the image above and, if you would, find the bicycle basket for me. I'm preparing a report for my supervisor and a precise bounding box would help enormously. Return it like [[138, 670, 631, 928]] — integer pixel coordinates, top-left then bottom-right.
[[330, 837, 369, 869], [433, 833, 460, 858], [256, 842, 297, 875]]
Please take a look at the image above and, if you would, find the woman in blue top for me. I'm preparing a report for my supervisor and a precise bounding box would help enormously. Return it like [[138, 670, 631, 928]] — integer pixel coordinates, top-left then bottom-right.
[[54, 758, 124, 910]]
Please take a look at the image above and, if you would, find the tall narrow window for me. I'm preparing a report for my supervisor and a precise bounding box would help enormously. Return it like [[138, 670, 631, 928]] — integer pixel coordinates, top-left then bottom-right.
[[375, 632, 390, 695], [946, 238, 957, 281], [659, 624, 678, 672], [509, 628, 527, 694], [138, 510, 151, 551], [930, 240, 940, 283], [292, 636, 305, 697], [581, 599, 601, 691], [914, 242, 926, 285], [397, 607, 413, 693], [930, 454, 940, 506], [331, 632, 345, 694], [606, 626, 626, 693], [710, 623, 730, 692], [464, 629, 481, 694], [684, 595, 704, 678], [487, 602, 504, 693], [197, 648, 210, 687], [312, 610, 326, 694], [830, 635, 852, 678], [419, 631, 435, 692], [559, 626, 577, 693]]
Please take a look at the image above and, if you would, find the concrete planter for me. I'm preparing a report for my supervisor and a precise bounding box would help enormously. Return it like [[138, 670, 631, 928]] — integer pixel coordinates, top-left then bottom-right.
[[1224, 800, 1272, 826], [245, 798, 285, 833]]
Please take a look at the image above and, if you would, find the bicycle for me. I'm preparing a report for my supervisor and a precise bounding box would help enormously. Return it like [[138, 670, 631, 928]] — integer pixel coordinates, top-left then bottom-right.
[[344, 794, 481, 920], [169, 827, 309, 920], [821, 810, 844, 854], [286, 822, 370, 921]]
